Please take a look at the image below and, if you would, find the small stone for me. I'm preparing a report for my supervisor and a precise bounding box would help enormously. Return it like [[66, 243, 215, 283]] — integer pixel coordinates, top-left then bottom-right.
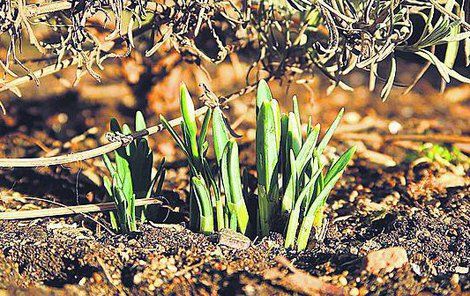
[[364, 247, 408, 275], [388, 121, 402, 134], [168, 265, 178, 273], [128, 239, 139, 246], [450, 274, 459, 287], [338, 276, 347, 286], [153, 278, 164, 288], [133, 273, 143, 285], [454, 266, 468, 274], [411, 263, 422, 276], [350, 246, 359, 255], [218, 228, 251, 250], [92, 272, 103, 284], [359, 287, 368, 295], [244, 284, 256, 296], [436, 173, 467, 188], [349, 191, 359, 202], [350, 287, 359, 296]]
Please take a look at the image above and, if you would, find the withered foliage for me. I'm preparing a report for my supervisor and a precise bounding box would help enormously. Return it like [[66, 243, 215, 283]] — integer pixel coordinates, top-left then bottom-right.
[[253, 0, 470, 98], [0, 0, 469, 100]]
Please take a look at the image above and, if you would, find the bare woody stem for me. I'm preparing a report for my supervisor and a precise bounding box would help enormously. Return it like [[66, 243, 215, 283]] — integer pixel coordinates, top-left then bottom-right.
[[1, 1, 172, 94], [0, 55, 79, 93], [0, 198, 162, 220], [26, 1, 166, 17]]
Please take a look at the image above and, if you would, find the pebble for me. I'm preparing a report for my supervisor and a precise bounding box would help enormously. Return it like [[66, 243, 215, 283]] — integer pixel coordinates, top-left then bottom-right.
[[350, 287, 359, 296], [92, 272, 103, 284], [454, 266, 468, 274], [153, 278, 164, 288], [350, 246, 358, 255], [349, 190, 359, 202], [168, 265, 178, 273], [364, 247, 408, 275], [218, 228, 251, 250], [338, 276, 347, 286], [168, 257, 176, 265], [450, 274, 459, 287], [133, 273, 143, 285]]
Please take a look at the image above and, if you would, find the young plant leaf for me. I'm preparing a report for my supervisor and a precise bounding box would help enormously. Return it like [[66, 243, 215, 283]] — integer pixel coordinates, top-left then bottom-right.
[[212, 107, 230, 163], [281, 149, 297, 215], [221, 140, 249, 233], [256, 101, 280, 236], [191, 176, 214, 234], [284, 167, 322, 248], [317, 109, 344, 155], [198, 108, 213, 155], [292, 95, 302, 141], [295, 124, 320, 176], [256, 79, 273, 114], [297, 146, 355, 250], [180, 83, 199, 159]]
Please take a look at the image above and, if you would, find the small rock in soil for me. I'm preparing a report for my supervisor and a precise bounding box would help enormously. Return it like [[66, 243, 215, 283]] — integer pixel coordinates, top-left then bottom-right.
[[454, 266, 468, 274], [364, 247, 408, 275], [217, 228, 251, 250], [435, 172, 467, 188]]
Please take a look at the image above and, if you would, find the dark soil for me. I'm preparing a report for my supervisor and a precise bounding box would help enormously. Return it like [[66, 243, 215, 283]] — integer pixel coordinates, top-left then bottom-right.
[[0, 159, 468, 295], [0, 76, 469, 295]]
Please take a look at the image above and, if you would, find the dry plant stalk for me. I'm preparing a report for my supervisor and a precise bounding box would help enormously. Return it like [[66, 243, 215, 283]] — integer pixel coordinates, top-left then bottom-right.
[[0, 198, 162, 220]]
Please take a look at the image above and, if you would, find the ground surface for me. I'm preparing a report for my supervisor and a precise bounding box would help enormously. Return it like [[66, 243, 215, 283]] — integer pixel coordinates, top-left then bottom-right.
[[0, 64, 469, 295]]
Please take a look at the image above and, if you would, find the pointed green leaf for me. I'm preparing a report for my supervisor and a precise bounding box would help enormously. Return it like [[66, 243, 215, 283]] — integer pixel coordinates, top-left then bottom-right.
[[198, 108, 212, 155], [256, 79, 272, 114], [295, 124, 320, 176], [281, 149, 297, 215], [292, 95, 302, 141], [191, 176, 214, 234], [256, 101, 279, 236], [317, 109, 344, 155], [212, 107, 229, 163], [180, 83, 199, 159]]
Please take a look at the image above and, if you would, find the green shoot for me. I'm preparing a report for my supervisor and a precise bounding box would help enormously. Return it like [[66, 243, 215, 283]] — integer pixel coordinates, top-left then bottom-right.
[[163, 81, 355, 251], [103, 111, 166, 234]]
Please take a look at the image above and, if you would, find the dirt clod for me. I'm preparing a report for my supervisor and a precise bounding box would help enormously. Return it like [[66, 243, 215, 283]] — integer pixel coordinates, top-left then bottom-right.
[[364, 247, 409, 275]]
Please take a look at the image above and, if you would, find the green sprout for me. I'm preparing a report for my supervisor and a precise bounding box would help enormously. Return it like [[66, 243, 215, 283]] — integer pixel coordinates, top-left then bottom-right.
[[255, 81, 355, 250], [161, 83, 221, 234], [406, 143, 469, 174], [102, 111, 165, 234], [161, 83, 250, 234], [162, 81, 355, 250]]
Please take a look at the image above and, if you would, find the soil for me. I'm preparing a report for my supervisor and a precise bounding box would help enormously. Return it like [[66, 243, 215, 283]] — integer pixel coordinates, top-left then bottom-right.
[[0, 65, 469, 295], [0, 160, 468, 295]]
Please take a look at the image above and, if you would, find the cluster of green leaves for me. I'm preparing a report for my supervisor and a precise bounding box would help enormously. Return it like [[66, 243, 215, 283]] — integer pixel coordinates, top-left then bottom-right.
[[162, 81, 355, 250], [103, 112, 165, 233], [160, 84, 249, 234], [256, 80, 355, 250], [406, 143, 469, 167]]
